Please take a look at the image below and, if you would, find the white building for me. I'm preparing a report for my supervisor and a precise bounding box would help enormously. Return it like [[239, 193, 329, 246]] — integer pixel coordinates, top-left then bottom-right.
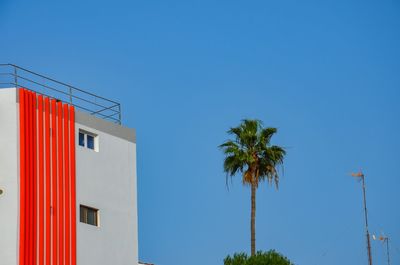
[[0, 65, 138, 265]]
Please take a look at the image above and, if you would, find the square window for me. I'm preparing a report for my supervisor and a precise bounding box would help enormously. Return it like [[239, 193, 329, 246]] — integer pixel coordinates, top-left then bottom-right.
[[78, 129, 98, 152], [80, 205, 99, 226], [87, 134, 94, 150], [79, 132, 85, 147]]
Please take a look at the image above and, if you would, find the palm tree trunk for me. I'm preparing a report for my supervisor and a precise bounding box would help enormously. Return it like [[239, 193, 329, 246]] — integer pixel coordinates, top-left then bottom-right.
[[251, 183, 256, 256]]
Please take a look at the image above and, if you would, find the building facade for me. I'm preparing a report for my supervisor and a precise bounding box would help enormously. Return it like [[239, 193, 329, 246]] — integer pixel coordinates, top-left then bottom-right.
[[0, 87, 138, 265]]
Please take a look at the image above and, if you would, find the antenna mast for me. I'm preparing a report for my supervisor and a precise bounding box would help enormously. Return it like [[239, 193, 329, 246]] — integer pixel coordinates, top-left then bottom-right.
[[351, 172, 373, 265], [374, 235, 390, 265]]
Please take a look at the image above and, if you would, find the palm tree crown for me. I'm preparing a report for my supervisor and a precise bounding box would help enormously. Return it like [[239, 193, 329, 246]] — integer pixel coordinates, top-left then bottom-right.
[[220, 119, 286, 188]]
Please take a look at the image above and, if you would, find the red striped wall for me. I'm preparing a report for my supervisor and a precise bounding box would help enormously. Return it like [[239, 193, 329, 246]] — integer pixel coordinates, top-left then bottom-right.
[[19, 88, 77, 265]]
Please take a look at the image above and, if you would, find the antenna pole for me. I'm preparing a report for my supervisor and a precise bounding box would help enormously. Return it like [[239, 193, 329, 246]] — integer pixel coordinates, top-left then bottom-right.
[[361, 174, 373, 265], [386, 237, 390, 265]]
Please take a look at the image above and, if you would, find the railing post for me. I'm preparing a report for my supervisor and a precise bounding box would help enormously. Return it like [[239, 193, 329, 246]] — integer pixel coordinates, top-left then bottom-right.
[[69, 86, 73, 104], [14, 66, 18, 88], [119, 104, 121, 125]]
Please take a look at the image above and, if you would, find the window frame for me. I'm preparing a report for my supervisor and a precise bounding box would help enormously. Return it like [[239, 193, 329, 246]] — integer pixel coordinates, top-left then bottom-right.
[[80, 204, 100, 227], [78, 129, 99, 152]]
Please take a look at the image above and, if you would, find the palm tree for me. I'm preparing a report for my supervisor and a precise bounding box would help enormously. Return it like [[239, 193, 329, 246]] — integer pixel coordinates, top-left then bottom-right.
[[219, 119, 286, 256]]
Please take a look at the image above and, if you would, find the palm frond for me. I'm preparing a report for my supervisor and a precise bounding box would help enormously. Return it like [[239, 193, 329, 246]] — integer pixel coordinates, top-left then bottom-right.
[[258, 127, 277, 146], [223, 155, 244, 176]]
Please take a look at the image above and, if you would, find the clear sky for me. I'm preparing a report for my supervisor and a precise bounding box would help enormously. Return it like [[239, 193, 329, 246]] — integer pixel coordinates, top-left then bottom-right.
[[1, 1, 399, 264]]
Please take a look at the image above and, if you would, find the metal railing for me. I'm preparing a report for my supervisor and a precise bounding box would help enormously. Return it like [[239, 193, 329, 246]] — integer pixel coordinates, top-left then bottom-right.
[[0, 63, 121, 124]]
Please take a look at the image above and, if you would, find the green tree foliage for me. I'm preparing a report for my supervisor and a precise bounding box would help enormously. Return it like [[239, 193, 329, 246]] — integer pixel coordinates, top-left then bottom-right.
[[224, 250, 294, 265]]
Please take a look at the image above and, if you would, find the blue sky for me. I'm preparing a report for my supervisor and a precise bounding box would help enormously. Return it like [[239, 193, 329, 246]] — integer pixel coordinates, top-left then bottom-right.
[[1, 0, 399, 264]]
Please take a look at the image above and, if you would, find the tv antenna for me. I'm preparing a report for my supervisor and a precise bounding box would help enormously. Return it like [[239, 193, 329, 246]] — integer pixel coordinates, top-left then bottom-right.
[[373, 233, 391, 265], [351, 171, 373, 265]]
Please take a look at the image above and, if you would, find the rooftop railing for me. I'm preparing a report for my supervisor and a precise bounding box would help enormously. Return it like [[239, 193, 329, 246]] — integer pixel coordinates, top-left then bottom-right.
[[0, 63, 121, 124]]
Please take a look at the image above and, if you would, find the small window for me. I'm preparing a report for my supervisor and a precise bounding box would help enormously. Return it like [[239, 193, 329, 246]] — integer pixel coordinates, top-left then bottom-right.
[[87, 134, 94, 149], [80, 205, 99, 226], [79, 132, 85, 147], [78, 129, 98, 151]]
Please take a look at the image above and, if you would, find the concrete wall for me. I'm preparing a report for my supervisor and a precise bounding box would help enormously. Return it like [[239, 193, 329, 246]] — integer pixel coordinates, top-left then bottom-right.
[[76, 113, 138, 265], [0, 88, 19, 265]]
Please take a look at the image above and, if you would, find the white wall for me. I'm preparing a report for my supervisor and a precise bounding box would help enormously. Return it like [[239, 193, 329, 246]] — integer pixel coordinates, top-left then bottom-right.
[[0, 88, 19, 265], [76, 117, 138, 265]]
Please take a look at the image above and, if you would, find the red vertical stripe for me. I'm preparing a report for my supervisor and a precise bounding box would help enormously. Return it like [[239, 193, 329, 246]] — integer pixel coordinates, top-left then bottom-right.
[[31, 92, 34, 265], [44, 98, 51, 265], [29, 91, 34, 265], [38, 96, 44, 265], [64, 104, 70, 265], [27, 91, 33, 265], [33, 92, 37, 265], [51, 99, 58, 265], [19, 89, 26, 265], [25, 91, 31, 265], [57, 102, 64, 265], [26, 91, 32, 265], [24, 90, 29, 265], [70, 106, 76, 265]]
